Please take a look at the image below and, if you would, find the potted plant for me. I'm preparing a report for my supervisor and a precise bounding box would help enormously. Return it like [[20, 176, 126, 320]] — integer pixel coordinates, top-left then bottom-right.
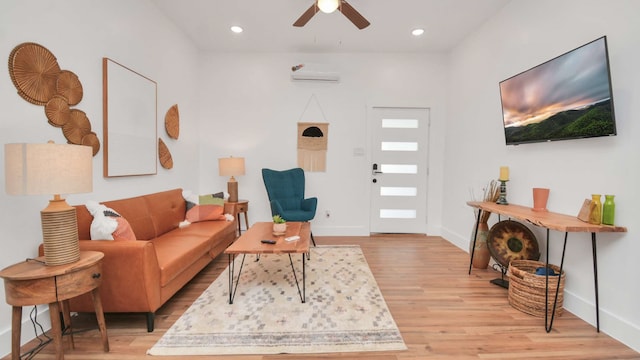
[[272, 215, 287, 234]]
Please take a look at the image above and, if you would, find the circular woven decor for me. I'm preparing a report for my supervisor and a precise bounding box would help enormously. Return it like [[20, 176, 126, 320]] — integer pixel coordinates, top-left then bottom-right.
[[56, 70, 83, 105], [62, 109, 92, 144], [165, 104, 180, 139], [158, 138, 173, 169], [8, 42, 61, 105], [44, 95, 70, 127], [487, 220, 540, 268], [81, 132, 101, 156]]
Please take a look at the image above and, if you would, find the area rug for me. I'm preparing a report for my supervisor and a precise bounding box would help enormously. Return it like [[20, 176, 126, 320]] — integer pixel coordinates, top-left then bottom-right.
[[147, 245, 406, 355]]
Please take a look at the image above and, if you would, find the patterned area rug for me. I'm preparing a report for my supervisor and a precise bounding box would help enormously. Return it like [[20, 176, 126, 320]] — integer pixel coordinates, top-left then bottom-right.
[[148, 245, 406, 355]]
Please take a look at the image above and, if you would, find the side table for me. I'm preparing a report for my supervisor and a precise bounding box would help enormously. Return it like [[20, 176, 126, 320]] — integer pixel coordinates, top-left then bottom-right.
[[227, 199, 249, 235], [0, 251, 109, 360]]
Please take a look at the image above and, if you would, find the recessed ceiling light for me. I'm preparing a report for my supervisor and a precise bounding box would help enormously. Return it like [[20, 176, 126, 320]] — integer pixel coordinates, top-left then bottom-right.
[[230, 26, 243, 34], [411, 28, 425, 36]]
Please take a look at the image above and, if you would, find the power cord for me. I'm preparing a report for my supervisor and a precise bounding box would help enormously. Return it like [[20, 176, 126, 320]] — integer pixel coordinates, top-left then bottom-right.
[[19, 306, 52, 360]]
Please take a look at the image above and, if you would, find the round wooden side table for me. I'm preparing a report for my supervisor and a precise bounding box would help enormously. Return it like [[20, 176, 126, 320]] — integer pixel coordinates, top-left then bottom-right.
[[0, 251, 109, 360], [227, 199, 249, 234]]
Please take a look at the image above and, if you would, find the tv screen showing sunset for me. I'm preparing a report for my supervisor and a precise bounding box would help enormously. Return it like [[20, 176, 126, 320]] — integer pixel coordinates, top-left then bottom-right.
[[499, 37, 616, 145]]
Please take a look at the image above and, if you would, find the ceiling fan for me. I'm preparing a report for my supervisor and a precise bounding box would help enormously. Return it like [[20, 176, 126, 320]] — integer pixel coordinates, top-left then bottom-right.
[[293, 0, 370, 30]]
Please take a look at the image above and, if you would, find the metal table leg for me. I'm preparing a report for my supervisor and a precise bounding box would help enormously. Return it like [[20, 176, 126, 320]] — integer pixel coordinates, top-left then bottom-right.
[[228, 254, 246, 304], [468, 209, 483, 275], [288, 253, 306, 303], [591, 232, 600, 332], [544, 231, 600, 333], [545, 230, 567, 333]]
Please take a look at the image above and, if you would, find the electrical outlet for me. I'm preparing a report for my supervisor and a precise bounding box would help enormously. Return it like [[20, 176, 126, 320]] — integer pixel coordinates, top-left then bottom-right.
[[325, 210, 330, 218]]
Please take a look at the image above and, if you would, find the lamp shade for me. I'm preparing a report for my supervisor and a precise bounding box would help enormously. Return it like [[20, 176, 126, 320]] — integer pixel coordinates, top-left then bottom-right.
[[218, 157, 245, 177], [5, 142, 93, 196]]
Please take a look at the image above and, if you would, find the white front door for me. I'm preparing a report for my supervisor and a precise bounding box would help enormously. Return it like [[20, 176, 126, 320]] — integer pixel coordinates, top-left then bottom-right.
[[369, 107, 430, 233]]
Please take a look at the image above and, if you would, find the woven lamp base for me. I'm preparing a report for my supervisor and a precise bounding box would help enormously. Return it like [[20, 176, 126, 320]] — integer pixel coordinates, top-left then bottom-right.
[[41, 199, 80, 266]]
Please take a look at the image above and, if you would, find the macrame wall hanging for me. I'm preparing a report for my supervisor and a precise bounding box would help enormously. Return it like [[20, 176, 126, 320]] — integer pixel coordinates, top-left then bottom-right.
[[297, 94, 329, 172]]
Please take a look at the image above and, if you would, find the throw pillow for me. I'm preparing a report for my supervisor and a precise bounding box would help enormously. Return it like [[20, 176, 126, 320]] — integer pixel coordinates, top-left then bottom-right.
[[112, 216, 136, 241], [86, 201, 136, 241], [182, 190, 233, 224]]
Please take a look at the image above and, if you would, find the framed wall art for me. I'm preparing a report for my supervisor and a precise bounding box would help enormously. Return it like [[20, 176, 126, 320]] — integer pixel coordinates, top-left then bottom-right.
[[103, 58, 157, 177]]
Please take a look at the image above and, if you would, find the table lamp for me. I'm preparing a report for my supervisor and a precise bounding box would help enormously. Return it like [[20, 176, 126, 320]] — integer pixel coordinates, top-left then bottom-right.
[[5, 142, 93, 265], [218, 156, 245, 203]]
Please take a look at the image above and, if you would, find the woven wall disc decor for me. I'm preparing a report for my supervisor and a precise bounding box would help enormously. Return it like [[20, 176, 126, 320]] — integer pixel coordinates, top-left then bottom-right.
[[62, 109, 92, 144], [158, 138, 173, 169], [44, 94, 71, 127], [8, 42, 61, 105], [165, 104, 180, 139], [56, 70, 83, 105], [487, 220, 540, 268], [81, 132, 100, 156]]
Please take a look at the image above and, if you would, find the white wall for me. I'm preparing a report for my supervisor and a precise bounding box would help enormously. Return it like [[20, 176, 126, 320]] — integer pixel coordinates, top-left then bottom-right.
[[443, 0, 640, 351], [198, 52, 448, 236], [0, 0, 200, 356]]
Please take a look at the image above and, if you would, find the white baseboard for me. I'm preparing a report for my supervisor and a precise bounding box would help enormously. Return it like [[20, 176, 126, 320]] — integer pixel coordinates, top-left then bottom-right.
[[311, 225, 370, 236], [563, 290, 640, 352]]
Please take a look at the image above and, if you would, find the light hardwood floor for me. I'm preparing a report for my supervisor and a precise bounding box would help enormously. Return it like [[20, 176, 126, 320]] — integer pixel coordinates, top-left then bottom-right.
[[5, 235, 639, 359]]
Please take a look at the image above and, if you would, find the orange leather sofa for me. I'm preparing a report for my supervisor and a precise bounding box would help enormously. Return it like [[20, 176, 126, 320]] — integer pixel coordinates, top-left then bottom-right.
[[63, 188, 236, 331]]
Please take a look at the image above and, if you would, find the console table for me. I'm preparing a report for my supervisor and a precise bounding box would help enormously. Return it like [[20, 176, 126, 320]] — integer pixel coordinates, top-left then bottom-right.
[[0, 251, 109, 360], [467, 201, 626, 333]]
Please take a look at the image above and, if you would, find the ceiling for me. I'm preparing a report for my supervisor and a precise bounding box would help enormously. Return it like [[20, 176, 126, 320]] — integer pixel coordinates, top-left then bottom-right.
[[151, 0, 511, 53]]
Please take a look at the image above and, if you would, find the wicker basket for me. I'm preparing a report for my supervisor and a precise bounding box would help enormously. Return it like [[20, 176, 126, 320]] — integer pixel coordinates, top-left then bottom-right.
[[508, 259, 565, 317]]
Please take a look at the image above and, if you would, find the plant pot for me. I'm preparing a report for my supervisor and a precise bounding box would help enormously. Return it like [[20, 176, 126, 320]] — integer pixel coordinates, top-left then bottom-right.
[[470, 222, 491, 269], [273, 223, 287, 235], [532, 188, 550, 212]]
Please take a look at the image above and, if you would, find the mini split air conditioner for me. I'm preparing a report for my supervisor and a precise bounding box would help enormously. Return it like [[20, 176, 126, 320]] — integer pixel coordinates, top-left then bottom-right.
[[291, 63, 340, 82]]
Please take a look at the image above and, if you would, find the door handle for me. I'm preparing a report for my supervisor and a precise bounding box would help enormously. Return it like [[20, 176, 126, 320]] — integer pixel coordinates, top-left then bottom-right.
[[372, 163, 383, 175]]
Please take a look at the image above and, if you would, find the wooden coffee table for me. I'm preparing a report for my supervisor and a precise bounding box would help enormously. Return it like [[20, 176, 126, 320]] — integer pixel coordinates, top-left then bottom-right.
[[224, 222, 310, 304]]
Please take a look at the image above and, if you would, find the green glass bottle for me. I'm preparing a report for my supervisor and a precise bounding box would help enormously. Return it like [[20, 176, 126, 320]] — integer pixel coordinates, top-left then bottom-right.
[[602, 195, 615, 225]]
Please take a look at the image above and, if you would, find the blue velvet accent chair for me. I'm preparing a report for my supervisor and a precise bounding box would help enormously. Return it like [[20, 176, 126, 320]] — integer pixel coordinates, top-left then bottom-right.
[[262, 168, 317, 246]]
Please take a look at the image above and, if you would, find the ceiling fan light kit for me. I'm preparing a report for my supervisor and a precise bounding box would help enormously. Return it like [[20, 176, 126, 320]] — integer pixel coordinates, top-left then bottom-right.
[[293, 0, 370, 29], [318, 0, 339, 13]]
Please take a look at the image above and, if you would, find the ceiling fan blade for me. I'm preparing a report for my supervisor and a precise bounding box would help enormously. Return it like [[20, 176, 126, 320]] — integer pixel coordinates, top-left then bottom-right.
[[293, 3, 319, 27], [339, 0, 370, 29]]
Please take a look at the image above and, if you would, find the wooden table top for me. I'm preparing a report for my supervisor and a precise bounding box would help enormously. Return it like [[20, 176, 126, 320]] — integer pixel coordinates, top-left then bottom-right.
[[467, 201, 627, 233], [0, 251, 104, 281], [225, 222, 311, 255]]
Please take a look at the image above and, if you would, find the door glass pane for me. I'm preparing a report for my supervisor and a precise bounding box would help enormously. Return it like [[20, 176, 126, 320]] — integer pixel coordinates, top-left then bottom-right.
[[382, 118, 419, 129], [381, 142, 418, 151], [380, 187, 417, 196], [380, 164, 418, 174], [380, 209, 417, 219]]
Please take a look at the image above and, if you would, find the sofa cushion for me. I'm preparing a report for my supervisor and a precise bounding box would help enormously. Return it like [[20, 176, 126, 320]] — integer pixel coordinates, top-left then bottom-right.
[[102, 196, 156, 240], [144, 189, 186, 237], [154, 237, 210, 287]]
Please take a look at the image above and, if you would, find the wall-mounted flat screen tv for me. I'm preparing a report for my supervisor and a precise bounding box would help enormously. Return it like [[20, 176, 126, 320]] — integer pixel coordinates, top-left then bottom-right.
[[499, 36, 617, 145]]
